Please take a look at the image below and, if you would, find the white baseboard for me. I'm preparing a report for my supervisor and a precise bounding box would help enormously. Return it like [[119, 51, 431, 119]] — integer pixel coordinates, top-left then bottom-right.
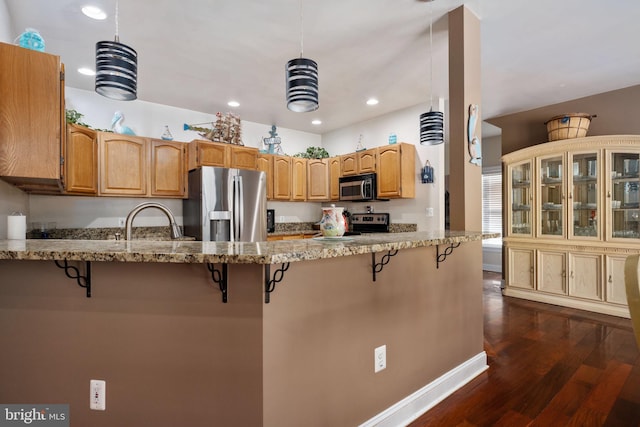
[[359, 352, 488, 427]]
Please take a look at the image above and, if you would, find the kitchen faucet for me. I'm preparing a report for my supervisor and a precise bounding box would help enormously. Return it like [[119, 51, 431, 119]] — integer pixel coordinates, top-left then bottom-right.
[[125, 202, 182, 240]]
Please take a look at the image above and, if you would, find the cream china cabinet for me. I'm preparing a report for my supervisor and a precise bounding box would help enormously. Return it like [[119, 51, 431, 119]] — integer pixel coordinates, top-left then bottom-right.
[[503, 135, 640, 318]]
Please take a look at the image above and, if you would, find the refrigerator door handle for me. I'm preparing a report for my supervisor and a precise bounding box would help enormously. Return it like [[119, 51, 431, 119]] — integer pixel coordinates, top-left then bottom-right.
[[234, 175, 244, 241]]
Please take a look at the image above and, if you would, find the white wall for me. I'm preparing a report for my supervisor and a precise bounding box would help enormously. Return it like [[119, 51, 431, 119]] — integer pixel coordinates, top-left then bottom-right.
[[322, 102, 446, 231]]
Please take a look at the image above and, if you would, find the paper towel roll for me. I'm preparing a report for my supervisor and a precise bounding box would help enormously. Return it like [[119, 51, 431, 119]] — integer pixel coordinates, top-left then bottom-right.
[[7, 214, 26, 240]]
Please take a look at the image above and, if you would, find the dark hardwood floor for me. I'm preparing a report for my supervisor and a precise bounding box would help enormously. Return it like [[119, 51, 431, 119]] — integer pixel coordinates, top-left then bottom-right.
[[409, 271, 640, 427]]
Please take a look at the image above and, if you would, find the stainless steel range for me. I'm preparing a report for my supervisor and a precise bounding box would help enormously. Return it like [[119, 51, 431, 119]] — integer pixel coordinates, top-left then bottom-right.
[[350, 213, 390, 233]]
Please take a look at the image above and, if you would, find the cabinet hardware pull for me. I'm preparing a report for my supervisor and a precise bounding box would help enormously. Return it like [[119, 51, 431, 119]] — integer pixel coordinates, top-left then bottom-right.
[[570, 271, 574, 279], [607, 191, 611, 198], [608, 275, 612, 283]]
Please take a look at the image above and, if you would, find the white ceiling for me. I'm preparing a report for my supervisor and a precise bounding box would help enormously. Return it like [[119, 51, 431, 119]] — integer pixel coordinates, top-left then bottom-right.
[[5, 0, 640, 136]]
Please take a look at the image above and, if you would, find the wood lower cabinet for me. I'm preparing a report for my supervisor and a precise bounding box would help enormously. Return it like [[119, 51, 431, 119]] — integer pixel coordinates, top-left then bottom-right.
[[307, 158, 329, 201], [99, 133, 185, 198], [65, 125, 97, 195], [568, 253, 601, 301], [377, 143, 416, 198], [538, 250, 566, 295], [605, 255, 628, 305], [0, 42, 65, 192], [507, 247, 534, 290], [150, 140, 185, 197]]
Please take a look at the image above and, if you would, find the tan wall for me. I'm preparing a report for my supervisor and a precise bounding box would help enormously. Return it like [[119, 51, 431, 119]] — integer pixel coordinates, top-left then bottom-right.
[[0, 242, 484, 426], [263, 242, 484, 426], [487, 84, 640, 155], [0, 260, 264, 427]]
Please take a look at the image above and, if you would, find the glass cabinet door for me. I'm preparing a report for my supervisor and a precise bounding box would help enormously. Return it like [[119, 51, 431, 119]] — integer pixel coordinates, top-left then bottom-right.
[[509, 161, 532, 236], [610, 151, 640, 239], [539, 155, 564, 237], [570, 152, 599, 239]]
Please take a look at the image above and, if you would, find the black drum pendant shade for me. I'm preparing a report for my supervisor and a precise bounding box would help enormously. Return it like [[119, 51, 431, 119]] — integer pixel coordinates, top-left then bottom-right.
[[95, 38, 137, 101], [420, 110, 444, 145], [286, 57, 319, 112]]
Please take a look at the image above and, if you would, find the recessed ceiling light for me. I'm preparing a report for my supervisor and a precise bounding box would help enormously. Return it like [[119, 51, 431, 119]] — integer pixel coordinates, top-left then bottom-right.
[[366, 98, 379, 106], [81, 5, 107, 20], [311, 119, 322, 125], [78, 67, 96, 76], [227, 101, 240, 107]]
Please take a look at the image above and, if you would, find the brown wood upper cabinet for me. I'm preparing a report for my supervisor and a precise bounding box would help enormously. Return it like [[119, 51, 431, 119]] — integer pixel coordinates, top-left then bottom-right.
[[307, 158, 330, 201], [187, 139, 258, 171], [257, 154, 274, 199], [150, 139, 185, 198], [291, 157, 308, 201], [0, 42, 65, 193], [272, 155, 292, 200], [65, 125, 97, 195], [376, 143, 416, 198], [341, 148, 377, 176], [98, 132, 185, 198], [329, 157, 341, 201]]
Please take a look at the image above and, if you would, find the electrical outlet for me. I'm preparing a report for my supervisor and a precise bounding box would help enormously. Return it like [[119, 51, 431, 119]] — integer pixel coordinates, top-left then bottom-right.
[[118, 218, 125, 227], [90, 379, 106, 411], [374, 345, 386, 373], [426, 207, 434, 217]]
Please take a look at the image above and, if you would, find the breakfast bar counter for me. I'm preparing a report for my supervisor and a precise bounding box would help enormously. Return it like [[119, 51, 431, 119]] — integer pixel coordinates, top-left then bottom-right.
[[0, 230, 488, 264], [0, 231, 492, 427]]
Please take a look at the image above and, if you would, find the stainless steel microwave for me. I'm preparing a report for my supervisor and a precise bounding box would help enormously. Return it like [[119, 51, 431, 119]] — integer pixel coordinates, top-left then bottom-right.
[[339, 173, 378, 201]]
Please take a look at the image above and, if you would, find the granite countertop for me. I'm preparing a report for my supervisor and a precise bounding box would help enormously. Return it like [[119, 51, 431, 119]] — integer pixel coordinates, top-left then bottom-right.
[[0, 231, 496, 265]]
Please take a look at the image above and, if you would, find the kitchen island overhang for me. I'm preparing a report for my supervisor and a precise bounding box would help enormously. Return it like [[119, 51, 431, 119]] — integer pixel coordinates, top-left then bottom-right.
[[0, 231, 494, 427]]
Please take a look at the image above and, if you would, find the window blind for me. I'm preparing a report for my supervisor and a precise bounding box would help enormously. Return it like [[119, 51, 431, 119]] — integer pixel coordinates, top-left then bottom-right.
[[482, 170, 502, 246]]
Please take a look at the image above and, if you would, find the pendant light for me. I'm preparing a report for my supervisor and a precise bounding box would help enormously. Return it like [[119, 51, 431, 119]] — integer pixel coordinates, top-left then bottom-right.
[[95, 1, 137, 101], [286, 0, 319, 112], [420, 0, 444, 145]]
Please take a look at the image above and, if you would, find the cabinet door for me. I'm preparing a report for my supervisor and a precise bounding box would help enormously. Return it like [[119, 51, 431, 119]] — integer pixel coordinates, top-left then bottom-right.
[[568, 253, 602, 301], [377, 145, 401, 197], [99, 133, 148, 196], [329, 157, 341, 201], [538, 250, 567, 295], [273, 156, 291, 200], [538, 155, 566, 238], [605, 255, 628, 305], [230, 146, 258, 170], [507, 160, 533, 237], [307, 158, 329, 201], [291, 158, 307, 201], [607, 150, 640, 240], [358, 149, 377, 173], [0, 42, 62, 185], [257, 154, 273, 200], [65, 125, 97, 194], [507, 247, 535, 289], [569, 151, 600, 240], [189, 140, 228, 170], [150, 140, 185, 198], [341, 154, 357, 176]]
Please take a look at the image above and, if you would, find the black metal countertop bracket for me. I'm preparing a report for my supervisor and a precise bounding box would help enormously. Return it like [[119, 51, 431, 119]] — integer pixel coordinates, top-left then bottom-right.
[[207, 263, 228, 303], [436, 242, 461, 269], [54, 260, 91, 298], [265, 262, 290, 303], [372, 250, 399, 282]]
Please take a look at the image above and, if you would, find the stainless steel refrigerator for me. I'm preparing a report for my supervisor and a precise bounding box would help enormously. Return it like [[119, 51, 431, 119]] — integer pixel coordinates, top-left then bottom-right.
[[183, 166, 267, 242]]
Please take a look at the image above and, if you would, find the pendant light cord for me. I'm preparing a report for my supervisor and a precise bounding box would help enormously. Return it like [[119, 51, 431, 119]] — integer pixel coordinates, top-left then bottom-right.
[[299, 0, 304, 57], [429, 0, 433, 111], [115, 0, 120, 42]]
